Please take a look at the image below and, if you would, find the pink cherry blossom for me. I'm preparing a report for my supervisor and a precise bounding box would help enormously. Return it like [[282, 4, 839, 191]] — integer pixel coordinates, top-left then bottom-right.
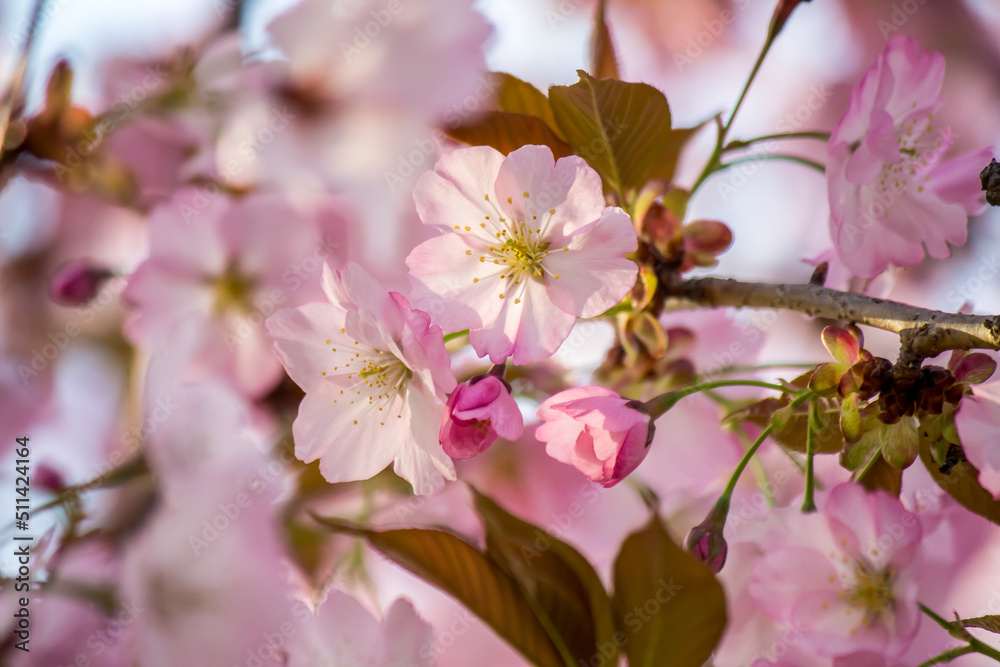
[[407, 145, 638, 364], [749, 483, 922, 660], [266, 262, 458, 494], [124, 191, 343, 398], [955, 377, 1000, 499], [440, 373, 524, 460], [535, 386, 652, 487], [280, 591, 433, 666], [827, 35, 991, 278]]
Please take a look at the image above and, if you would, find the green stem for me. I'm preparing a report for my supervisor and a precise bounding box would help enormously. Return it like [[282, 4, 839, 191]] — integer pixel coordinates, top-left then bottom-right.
[[442, 330, 469, 343], [691, 29, 776, 194], [919, 603, 1000, 663], [801, 400, 817, 512], [644, 379, 794, 419], [718, 153, 826, 174], [723, 131, 830, 151], [721, 391, 811, 500], [917, 645, 976, 667], [722, 424, 773, 502]]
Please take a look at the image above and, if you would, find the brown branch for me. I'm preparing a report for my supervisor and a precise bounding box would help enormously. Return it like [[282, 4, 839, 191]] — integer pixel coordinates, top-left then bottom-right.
[[664, 277, 1000, 360]]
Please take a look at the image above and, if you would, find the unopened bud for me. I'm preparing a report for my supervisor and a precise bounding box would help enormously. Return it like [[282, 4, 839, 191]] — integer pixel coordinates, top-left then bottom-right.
[[50, 260, 114, 305], [685, 521, 728, 573], [684, 497, 730, 573]]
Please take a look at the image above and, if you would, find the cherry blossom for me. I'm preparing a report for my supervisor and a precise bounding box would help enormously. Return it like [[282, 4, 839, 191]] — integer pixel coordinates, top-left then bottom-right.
[[407, 145, 638, 364], [956, 377, 1000, 499], [827, 35, 990, 278], [439, 372, 524, 460], [124, 191, 342, 398], [278, 591, 433, 667], [536, 386, 652, 487], [749, 483, 922, 660], [266, 262, 457, 494]]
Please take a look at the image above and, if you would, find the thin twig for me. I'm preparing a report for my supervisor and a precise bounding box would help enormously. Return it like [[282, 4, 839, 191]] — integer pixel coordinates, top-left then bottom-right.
[[664, 277, 1000, 359]]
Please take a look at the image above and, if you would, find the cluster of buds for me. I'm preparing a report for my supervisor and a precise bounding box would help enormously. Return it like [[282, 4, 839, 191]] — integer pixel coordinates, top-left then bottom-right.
[[809, 326, 996, 472]]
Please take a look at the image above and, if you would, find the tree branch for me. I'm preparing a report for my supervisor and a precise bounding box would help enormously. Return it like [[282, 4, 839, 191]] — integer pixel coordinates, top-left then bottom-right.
[[664, 277, 1000, 360]]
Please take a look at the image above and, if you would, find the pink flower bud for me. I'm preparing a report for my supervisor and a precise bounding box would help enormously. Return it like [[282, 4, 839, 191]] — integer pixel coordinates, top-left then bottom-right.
[[684, 523, 728, 574], [35, 463, 66, 492], [535, 386, 654, 487], [439, 374, 523, 460], [50, 259, 113, 305]]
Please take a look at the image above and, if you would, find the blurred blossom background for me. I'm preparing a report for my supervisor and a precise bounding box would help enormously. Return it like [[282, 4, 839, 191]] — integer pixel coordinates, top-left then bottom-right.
[[2, 0, 1000, 665]]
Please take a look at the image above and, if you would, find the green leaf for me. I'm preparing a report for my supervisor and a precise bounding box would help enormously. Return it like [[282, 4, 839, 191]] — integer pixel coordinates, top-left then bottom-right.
[[590, 0, 619, 80], [448, 111, 574, 159], [960, 615, 1000, 634], [857, 453, 902, 496], [472, 488, 617, 666], [919, 438, 1000, 525], [549, 71, 672, 196], [490, 72, 564, 140], [313, 516, 567, 667], [647, 124, 705, 185], [728, 396, 843, 454], [612, 515, 727, 667]]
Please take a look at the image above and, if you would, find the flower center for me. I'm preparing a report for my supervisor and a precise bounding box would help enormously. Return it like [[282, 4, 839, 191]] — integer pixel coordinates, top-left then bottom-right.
[[842, 560, 895, 626], [456, 191, 566, 302], [871, 111, 942, 207], [213, 262, 255, 314]]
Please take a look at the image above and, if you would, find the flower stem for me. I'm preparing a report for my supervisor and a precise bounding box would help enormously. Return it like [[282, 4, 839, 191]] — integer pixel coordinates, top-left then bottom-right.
[[723, 131, 831, 151], [721, 391, 811, 500], [718, 153, 826, 174], [644, 379, 794, 419], [917, 645, 976, 667], [801, 400, 817, 512], [691, 26, 779, 194], [919, 603, 1000, 663]]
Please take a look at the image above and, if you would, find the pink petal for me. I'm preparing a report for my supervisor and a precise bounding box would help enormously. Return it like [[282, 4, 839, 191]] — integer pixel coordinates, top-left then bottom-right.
[[493, 147, 605, 242], [293, 380, 402, 481], [412, 145, 505, 231], [406, 233, 505, 332], [543, 207, 638, 318], [266, 302, 349, 391]]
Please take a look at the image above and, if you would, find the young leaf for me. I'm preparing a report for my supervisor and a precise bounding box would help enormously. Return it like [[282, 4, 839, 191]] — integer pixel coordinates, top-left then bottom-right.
[[590, 0, 620, 80], [472, 489, 618, 667], [448, 111, 573, 158], [919, 438, 1000, 525], [549, 71, 672, 196], [491, 72, 564, 139], [613, 514, 727, 667], [312, 516, 568, 667], [959, 615, 1000, 634]]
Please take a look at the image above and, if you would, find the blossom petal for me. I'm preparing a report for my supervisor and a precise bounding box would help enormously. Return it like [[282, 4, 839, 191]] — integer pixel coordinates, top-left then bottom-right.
[[543, 207, 638, 318]]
